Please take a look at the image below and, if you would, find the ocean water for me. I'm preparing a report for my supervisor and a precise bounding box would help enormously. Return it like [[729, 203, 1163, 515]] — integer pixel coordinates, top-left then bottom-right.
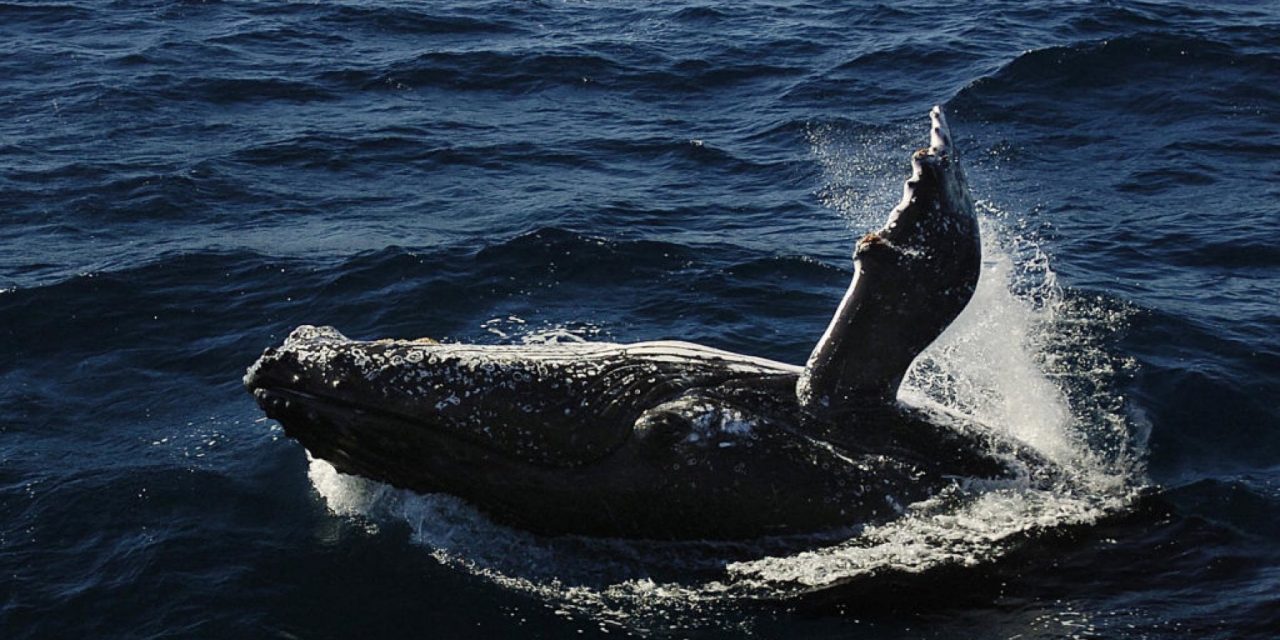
[[2, 1, 1278, 638]]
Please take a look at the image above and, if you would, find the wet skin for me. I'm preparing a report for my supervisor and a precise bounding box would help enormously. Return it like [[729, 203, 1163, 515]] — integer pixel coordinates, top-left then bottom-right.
[[245, 108, 1051, 540]]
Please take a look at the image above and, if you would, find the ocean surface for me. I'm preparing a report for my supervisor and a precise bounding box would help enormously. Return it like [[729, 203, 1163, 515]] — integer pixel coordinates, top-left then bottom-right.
[[2, 1, 1278, 638]]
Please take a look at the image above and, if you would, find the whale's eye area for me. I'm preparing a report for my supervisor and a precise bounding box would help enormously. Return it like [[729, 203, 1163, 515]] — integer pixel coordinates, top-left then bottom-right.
[[633, 410, 690, 448]]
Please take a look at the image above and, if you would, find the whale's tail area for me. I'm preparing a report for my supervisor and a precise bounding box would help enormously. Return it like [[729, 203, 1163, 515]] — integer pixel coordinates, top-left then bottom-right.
[[797, 106, 982, 417]]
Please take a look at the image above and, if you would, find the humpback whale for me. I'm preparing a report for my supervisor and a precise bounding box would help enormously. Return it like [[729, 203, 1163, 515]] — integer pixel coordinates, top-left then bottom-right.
[[245, 107, 1049, 540]]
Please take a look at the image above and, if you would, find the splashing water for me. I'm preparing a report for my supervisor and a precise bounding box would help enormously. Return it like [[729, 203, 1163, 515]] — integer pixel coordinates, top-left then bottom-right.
[[807, 120, 915, 227], [728, 204, 1143, 594], [303, 127, 1145, 626], [904, 215, 1077, 466]]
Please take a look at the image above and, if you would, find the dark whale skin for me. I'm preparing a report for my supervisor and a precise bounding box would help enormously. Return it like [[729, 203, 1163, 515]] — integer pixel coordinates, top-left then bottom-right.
[[245, 108, 1053, 540]]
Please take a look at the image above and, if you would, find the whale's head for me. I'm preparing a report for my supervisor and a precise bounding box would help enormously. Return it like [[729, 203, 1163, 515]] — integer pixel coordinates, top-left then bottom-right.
[[243, 324, 630, 470], [242, 325, 622, 509], [243, 325, 374, 418]]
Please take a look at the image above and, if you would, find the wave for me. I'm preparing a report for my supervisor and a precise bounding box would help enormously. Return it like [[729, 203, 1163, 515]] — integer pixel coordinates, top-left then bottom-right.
[[780, 30, 1004, 110], [175, 76, 337, 105], [953, 31, 1279, 124], [315, 46, 803, 97], [310, 4, 527, 37], [0, 226, 828, 384], [0, 460, 295, 638], [1163, 476, 1280, 539], [0, 2, 94, 24]]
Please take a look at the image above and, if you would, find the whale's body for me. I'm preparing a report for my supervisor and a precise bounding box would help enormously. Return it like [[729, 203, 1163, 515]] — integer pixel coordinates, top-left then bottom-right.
[[246, 107, 1048, 539]]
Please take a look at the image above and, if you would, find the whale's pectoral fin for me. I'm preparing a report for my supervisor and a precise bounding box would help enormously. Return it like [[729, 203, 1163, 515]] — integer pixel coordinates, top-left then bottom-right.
[[797, 106, 982, 417]]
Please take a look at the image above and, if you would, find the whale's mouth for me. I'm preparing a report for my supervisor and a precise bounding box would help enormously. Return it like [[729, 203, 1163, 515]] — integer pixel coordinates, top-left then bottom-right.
[[243, 337, 467, 455], [248, 372, 545, 466], [250, 385, 376, 431], [250, 380, 567, 512], [249, 379, 456, 444], [249, 383, 447, 488]]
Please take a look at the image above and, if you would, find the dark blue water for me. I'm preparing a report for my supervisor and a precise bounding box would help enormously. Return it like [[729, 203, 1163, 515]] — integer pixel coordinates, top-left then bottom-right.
[[3, 1, 1278, 638]]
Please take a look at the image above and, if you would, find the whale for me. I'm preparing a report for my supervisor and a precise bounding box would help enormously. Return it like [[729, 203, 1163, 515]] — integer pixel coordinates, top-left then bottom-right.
[[245, 107, 1052, 540]]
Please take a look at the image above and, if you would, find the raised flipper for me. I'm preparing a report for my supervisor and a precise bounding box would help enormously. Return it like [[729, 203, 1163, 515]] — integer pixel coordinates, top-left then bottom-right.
[[797, 106, 981, 416]]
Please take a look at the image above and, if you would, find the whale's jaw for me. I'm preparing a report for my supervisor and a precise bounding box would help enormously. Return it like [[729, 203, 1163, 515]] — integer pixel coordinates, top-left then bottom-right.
[[797, 106, 981, 418]]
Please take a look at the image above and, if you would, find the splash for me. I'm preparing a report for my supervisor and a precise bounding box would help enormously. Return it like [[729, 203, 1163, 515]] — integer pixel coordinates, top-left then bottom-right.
[[904, 214, 1077, 465], [303, 125, 1144, 628], [728, 209, 1142, 590]]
